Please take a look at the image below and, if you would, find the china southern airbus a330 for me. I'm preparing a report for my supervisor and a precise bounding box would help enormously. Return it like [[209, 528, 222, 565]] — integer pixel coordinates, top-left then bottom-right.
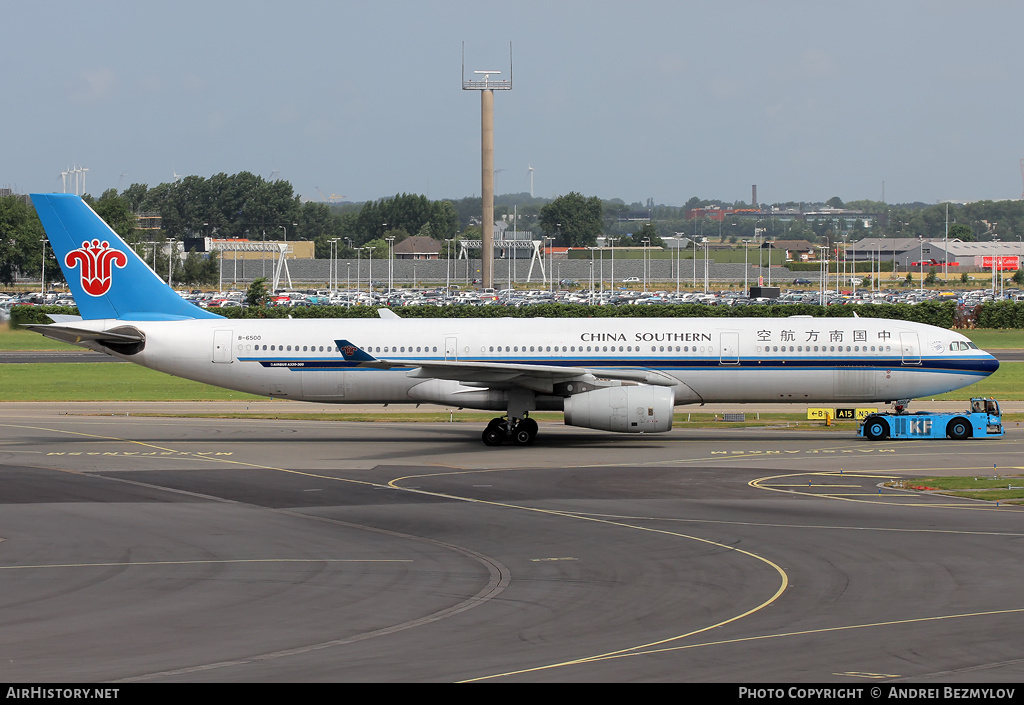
[[28, 193, 998, 446]]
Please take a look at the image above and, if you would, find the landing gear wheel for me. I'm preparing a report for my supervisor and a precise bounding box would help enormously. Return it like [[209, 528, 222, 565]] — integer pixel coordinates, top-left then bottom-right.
[[946, 418, 972, 441], [511, 427, 531, 445], [510, 418, 539, 446], [482, 417, 507, 446], [863, 417, 889, 441], [482, 426, 505, 446], [481, 415, 538, 447], [524, 418, 540, 440]]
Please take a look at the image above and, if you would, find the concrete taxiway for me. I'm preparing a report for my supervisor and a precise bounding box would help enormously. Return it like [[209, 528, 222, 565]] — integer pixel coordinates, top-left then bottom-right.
[[1, 403, 1023, 682]]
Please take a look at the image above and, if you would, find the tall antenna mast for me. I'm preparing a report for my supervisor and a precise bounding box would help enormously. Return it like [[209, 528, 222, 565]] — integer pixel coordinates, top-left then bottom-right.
[[463, 41, 512, 290]]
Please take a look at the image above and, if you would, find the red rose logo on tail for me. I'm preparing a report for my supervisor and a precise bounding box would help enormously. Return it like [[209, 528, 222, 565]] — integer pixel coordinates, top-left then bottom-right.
[[65, 239, 128, 296], [341, 345, 357, 357]]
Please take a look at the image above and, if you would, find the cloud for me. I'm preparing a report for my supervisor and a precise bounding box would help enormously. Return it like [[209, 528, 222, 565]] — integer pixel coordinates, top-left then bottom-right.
[[796, 48, 836, 80], [71, 67, 117, 103], [206, 109, 229, 133]]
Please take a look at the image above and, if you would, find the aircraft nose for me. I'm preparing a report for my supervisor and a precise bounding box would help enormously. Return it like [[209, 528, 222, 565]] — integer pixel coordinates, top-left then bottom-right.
[[977, 351, 1000, 376]]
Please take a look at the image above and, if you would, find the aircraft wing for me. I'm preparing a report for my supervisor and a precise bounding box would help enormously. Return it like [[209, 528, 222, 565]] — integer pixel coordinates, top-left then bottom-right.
[[335, 339, 678, 394], [23, 323, 145, 347]]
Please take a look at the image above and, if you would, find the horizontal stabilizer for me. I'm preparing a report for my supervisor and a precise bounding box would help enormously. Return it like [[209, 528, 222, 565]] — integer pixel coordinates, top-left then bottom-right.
[[45, 314, 84, 324], [23, 323, 145, 347]]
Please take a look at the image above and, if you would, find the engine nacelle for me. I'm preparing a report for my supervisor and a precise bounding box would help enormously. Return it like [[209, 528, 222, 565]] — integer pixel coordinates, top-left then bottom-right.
[[408, 378, 507, 411], [563, 386, 674, 433]]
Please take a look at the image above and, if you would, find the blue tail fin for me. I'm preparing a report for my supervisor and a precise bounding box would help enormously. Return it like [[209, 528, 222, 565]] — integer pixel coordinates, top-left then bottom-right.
[[31, 193, 222, 321]]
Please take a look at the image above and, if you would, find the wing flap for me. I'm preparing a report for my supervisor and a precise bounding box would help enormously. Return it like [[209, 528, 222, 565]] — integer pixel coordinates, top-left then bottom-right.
[[410, 360, 678, 389]]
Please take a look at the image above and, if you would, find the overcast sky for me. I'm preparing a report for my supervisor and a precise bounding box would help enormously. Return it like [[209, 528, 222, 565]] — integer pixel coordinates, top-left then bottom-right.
[[4, 0, 1023, 207]]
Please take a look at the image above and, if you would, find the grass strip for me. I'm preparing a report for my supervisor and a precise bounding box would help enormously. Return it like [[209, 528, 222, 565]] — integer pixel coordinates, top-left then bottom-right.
[[887, 476, 1024, 504], [0, 363, 262, 402], [940, 490, 1024, 502]]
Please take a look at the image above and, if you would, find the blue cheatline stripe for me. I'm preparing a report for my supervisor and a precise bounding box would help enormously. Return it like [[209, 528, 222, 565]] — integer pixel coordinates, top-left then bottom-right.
[[237, 355, 995, 376]]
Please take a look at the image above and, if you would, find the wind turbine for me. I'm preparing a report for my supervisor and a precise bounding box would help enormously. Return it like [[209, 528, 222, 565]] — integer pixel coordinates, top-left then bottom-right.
[[67, 164, 87, 196], [528, 164, 535, 198], [172, 171, 184, 183]]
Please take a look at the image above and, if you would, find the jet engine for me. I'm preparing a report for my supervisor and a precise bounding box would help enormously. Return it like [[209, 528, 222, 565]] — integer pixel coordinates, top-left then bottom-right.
[[562, 386, 674, 433]]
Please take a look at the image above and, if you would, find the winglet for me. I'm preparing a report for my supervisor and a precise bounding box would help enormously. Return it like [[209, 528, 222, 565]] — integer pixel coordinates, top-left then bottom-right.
[[335, 339, 378, 363]]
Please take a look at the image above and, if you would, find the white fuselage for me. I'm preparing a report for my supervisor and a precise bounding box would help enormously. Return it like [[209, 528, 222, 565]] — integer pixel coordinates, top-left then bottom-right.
[[76, 315, 998, 410]]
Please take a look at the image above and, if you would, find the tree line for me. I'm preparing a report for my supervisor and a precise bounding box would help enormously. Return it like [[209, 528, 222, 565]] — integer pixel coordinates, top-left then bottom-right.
[[7, 172, 1024, 286], [13, 300, 1003, 331]]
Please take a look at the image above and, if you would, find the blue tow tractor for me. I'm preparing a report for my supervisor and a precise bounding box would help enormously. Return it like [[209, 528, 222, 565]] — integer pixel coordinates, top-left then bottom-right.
[[859, 398, 1004, 441]]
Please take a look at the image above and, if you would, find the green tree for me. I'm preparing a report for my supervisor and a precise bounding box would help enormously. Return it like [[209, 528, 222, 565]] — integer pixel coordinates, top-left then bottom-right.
[[539, 192, 603, 247], [0, 196, 46, 285], [180, 249, 218, 286], [140, 172, 301, 241], [625, 222, 664, 248], [121, 183, 150, 213], [363, 238, 390, 260], [948, 223, 974, 242], [246, 277, 269, 307], [439, 236, 459, 259], [299, 201, 345, 258], [383, 227, 410, 246], [86, 189, 138, 245], [353, 193, 456, 246], [428, 200, 459, 242]]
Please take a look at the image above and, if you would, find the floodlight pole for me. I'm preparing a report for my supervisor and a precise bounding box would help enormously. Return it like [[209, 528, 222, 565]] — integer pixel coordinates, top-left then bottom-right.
[[481, 87, 494, 290], [463, 43, 512, 291], [40, 239, 46, 294]]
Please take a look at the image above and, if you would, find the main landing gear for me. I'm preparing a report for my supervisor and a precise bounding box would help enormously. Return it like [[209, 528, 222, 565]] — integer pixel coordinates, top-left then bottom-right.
[[481, 415, 539, 447]]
